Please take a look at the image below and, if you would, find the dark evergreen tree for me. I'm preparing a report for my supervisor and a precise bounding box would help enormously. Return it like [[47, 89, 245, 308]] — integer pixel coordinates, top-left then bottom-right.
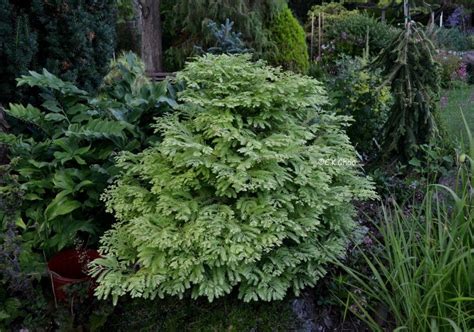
[[0, 0, 37, 103], [0, 0, 116, 103], [374, 22, 441, 159], [30, 0, 117, 92]]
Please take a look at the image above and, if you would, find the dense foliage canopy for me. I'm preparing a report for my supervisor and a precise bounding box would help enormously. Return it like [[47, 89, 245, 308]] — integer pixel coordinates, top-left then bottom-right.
[[162, 0, 308, 72], [328, 56, 392, 154], [267, 7, 309, 73]]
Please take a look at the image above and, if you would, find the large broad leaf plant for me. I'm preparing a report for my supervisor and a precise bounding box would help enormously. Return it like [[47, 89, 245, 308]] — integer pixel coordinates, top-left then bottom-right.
[[0, 53, 175, 252]]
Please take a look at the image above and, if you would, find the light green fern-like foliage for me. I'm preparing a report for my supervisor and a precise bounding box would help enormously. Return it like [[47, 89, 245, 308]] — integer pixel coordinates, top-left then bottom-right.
[[91, 54, 376, 303]]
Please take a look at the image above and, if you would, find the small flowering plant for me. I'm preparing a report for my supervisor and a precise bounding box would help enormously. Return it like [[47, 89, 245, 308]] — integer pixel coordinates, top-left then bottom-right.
[[455, 62, 468, 82]]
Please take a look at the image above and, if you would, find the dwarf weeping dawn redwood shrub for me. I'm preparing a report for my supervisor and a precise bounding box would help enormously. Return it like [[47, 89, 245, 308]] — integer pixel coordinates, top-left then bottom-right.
[[91, 54, 373, 301], [90, 54, 375, 303]]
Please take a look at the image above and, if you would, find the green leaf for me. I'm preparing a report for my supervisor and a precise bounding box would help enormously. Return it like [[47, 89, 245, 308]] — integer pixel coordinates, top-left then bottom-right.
[[6, 103, 44, 125], [0, 132, 19, 145], [44, 194, 81, 221], [42, 100, 63, 113], [15, 217, 27, 230], [44, 113, 67, 122], [53, 171, 76, 191], [66, 119, 127, 140]]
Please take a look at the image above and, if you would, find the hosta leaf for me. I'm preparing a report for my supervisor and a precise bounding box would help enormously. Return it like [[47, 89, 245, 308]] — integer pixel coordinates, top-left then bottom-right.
[[0, 132, 19, 145], [53, 171, 76, 191]]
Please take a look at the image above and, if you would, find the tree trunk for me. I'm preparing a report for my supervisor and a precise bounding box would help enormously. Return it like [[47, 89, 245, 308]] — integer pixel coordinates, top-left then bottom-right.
[[140, 0, 163, 73]]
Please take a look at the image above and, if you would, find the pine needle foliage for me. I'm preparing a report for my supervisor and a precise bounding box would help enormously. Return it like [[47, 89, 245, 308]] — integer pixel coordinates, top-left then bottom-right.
[[91, 54, 376, 304], [374, 22, 441, 159]]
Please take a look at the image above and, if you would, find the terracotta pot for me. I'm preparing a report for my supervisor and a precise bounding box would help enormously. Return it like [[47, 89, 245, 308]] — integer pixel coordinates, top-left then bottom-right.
[[47, 249, 100, 302]]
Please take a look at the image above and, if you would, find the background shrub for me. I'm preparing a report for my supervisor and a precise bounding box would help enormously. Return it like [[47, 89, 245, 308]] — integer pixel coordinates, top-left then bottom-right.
[[91, 54, 375, 303], [161, 0, 286, 71], [467, 62, 474, 84], [266, 7, 309, 73], [307, 3, 399, 61], [327, 56, 392, 154], [162, 0, 309, 72], [0, 0, 116, 104], [434, 51, 465, 88], [431, 27, 473, 51], [0, 0, 37, 103]]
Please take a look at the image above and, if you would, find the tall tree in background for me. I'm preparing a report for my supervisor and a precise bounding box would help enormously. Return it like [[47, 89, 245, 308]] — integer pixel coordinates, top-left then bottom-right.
[[139, 0, 163, 72]]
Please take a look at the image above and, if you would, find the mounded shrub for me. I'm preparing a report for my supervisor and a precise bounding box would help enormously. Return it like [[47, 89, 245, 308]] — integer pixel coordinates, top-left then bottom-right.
[[432, 27, 473, 52], [90, 54, 375, 303], [307, 3, 399, 60], [266, 7, 309, 73]]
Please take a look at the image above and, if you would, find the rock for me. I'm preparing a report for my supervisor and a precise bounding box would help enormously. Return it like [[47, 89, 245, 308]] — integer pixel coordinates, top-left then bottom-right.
[[462, 51, 474, 64], [291, 294, 317, 332]]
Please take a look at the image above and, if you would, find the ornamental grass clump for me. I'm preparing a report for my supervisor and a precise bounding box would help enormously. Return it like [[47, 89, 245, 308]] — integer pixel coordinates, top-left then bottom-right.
[[90, 54, 375, 303]]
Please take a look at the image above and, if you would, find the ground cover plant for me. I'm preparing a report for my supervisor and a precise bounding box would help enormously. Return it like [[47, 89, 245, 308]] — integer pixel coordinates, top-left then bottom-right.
[[90, 54, 376, 304]]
